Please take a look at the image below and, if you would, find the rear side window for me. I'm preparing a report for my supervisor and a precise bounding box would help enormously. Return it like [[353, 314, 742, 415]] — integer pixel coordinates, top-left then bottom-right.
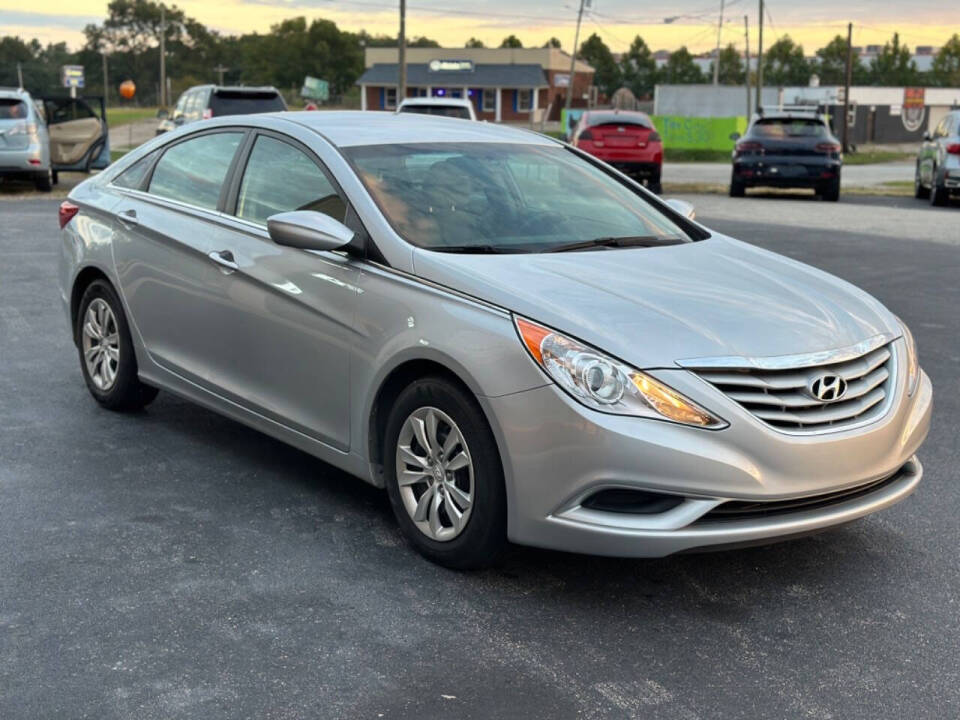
[[236, 135, 345, 225], [113, 150, 159, 190], [209, 91, 286, 117], [0, 99, 28, 120], [149, 132, 242, 210]]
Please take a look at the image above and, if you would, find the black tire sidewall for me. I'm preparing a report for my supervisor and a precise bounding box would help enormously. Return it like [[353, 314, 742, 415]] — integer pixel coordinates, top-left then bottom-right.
[[76, 280, 147, 410], [383, 377, 507, 569]]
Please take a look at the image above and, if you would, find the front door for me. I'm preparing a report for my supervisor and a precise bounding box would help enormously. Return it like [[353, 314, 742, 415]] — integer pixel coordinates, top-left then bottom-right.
[[204, 132, 361, 450]]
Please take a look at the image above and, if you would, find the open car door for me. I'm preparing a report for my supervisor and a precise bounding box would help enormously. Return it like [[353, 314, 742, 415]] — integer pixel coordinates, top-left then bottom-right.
[[40, 95, 110, 172]]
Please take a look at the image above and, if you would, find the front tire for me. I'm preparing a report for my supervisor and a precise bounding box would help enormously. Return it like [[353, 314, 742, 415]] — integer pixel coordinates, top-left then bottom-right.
[[383, 377, 507, 569], [76, 280, 159, 411]]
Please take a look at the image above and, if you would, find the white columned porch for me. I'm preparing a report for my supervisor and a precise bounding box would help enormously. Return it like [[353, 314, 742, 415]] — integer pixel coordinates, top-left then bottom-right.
[[360, 85, 367, 111], [495, 87, 502, 123]]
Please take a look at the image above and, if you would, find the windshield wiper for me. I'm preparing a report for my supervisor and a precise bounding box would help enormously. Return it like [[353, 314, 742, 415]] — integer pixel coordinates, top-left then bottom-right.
[[547, 235, 682, 253], [430, 244, 523, 254]]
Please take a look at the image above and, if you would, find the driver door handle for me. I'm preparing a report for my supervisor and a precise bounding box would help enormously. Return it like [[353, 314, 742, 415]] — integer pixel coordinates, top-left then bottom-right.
[[118, 209, 139, 227], [208, 249, 239, 272]]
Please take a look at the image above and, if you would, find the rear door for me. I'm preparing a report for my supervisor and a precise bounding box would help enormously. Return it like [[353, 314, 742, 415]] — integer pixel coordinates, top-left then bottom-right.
[[111, 129, 248, 387], [42, 96, 109, 170]]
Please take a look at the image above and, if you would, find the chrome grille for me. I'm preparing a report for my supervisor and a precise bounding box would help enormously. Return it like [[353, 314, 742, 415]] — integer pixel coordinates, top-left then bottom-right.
[[695, 342, 896, 433]]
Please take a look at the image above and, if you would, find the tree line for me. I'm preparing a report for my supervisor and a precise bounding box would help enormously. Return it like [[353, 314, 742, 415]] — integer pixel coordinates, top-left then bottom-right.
[[2, 0, 959, 106]]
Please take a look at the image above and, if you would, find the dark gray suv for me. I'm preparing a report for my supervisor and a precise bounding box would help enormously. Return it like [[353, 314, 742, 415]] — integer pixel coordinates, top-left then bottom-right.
[[915, 110, 960, 206], [156, 85, 286, 135]]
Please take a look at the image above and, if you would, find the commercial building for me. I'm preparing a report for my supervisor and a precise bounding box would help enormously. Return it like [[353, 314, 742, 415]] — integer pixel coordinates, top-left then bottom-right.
[[357, 47, 595, 122]]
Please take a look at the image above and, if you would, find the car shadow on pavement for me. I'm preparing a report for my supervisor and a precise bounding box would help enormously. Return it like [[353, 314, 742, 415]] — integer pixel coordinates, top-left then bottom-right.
[[133, 390, 912, 609]]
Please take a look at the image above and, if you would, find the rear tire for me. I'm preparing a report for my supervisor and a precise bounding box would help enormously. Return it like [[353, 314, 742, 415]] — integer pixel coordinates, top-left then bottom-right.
[[820, 178, 840, 202], [383, 377, 507, 569], [914, 165, 929, 199], [76, 279, 159, 411], [930, 170, 948, 206], [729, 175, 746, 197], [35, 169, 53, 192]]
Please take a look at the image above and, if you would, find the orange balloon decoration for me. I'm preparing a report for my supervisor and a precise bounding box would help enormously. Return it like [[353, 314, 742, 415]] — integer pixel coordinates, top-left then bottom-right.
[[119, 80, 136, 100]]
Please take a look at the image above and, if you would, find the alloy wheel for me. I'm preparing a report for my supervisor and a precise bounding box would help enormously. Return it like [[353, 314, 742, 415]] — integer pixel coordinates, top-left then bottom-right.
[[82, 298, 121, 391], [395, 406, 474, 542]]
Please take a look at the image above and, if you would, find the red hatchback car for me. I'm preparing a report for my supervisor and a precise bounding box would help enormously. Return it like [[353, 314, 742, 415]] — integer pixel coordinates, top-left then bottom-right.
[[571, 110, 663, 193]]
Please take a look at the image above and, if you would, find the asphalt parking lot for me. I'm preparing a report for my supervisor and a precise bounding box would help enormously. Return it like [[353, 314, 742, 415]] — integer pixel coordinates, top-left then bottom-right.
[[2, 194, 959, 719]]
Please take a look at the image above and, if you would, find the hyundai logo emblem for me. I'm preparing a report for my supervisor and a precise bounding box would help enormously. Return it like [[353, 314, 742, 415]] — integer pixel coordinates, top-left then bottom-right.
[[809, 374, 847, 402]]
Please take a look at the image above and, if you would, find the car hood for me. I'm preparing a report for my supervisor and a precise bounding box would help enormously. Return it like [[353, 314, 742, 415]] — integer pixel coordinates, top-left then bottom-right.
[[411, 235, 900, 368]]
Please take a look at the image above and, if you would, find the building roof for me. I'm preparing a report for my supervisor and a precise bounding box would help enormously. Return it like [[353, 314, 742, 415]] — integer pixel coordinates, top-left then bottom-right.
[[277, 110, 558, 147], [358, 63, 548, 89], [364, 46, 594, 74]]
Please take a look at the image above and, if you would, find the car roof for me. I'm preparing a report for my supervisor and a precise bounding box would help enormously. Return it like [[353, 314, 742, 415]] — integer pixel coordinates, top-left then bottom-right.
[[0, 87, 30, 100], [398, 97, 473, 107], [276, 110, 556, 148]]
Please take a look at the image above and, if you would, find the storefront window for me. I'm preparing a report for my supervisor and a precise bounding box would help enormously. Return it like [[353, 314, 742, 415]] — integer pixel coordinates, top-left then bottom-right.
[[517, 89, 533, 112]]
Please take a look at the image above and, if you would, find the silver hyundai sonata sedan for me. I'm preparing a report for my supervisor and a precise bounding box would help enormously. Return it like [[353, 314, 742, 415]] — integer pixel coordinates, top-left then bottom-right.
[[57, 112, 932, 568]]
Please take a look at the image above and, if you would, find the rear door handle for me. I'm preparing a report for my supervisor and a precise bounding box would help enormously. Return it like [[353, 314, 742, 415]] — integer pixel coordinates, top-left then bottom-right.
[[118, 209, 139, 227], [208, 249, 239, 272]]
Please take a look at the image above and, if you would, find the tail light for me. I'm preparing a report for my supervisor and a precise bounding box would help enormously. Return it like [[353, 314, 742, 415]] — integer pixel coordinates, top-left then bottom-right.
[[735, 141, 764, 155], [648, 131, 661, 142], [577, 130, 594, 141], [816, 142, 842, 154], [59, 201, 79, 229], [202, 108, 213, 120], [947, 143, 960, 155]]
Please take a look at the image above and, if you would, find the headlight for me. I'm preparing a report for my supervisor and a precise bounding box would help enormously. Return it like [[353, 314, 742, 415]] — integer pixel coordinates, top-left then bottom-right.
[[898, 318, 920, 396], [515, 316, 727, 428]]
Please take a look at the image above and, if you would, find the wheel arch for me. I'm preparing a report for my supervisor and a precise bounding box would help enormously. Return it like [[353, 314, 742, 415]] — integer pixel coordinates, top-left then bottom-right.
[[365, 353, 498, 488], [70, 265, 113, 346]]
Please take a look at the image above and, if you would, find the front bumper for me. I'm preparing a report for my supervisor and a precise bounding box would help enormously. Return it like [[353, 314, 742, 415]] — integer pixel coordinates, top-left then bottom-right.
[[481, 363, 932, 558]]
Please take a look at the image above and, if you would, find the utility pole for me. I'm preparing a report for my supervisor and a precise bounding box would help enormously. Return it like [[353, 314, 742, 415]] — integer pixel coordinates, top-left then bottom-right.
[[102, 53, 109, 104], [842, 21, 853, 153], [398, 0, 407, 103], [213, 65, 228, 85], [744, 15, 751, 119], [16, 62, 23, 89], [565, 0, 586, 118], [159, 5, 167, 107], [713, 0, 726, 85], [756, 0, 764, 112]]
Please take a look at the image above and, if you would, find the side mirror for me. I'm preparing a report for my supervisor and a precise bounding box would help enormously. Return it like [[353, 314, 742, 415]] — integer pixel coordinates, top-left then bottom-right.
[[664, 198, 696, 221], [173, 115, 185, 125], [157, 108, 169, 119], [729, 131, 741, 141], [267, 211, 354, 252]]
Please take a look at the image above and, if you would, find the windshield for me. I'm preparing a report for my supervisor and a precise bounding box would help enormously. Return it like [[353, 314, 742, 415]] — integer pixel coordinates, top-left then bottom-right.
[[0, 99, 28, 120], [752, 118, 828, 139], [399, 105, 472, 120], [345, 143, 689, 252]]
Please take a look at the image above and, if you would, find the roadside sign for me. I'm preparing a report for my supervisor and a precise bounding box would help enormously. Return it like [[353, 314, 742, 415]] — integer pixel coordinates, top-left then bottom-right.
[[61, 65, 85, 89], [300, 76, 329, 101]]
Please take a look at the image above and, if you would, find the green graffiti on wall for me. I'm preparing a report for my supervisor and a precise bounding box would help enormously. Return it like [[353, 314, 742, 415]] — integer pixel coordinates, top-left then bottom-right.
[[652, 116, 748, 150], [560, 110, 749, 151]]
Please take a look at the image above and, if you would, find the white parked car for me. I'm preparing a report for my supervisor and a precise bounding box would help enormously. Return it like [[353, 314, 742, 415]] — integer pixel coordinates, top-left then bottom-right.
[[397, 97, 477, 121]]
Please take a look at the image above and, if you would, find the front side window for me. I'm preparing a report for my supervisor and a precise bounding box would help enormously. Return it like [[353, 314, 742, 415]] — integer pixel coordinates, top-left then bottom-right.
[[517, 89, 533, 112], [346, 142, 689, 252], [236, 135, 345, 225], [148, 132, 242, 210]]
